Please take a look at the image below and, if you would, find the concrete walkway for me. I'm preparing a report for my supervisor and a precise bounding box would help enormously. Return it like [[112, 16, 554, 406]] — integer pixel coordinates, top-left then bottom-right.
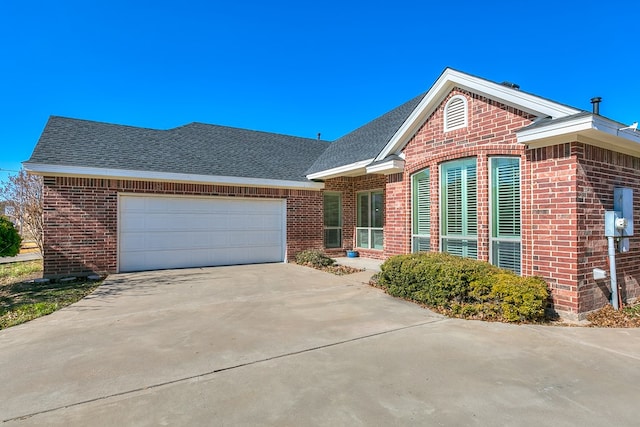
[[0, 252, 42, 264], [1, 263, 639, 426], [334, 256, 383, 272]]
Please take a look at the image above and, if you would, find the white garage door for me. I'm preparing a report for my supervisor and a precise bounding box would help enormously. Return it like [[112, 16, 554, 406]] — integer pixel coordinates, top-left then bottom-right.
[[119, 195, 286, 272]]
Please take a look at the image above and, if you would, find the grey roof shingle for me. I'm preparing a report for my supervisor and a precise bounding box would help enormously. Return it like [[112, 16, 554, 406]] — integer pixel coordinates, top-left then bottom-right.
[[27, 117, 330, 182], [305, 92, 426, 175]]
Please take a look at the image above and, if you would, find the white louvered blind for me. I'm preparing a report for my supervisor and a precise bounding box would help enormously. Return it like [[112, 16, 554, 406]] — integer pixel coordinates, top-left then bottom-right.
[[444, 96, 468, 131], [491, 158, 521, 274], [495, 160, 520, 237], [412, 170, 431, 252], [441, 159, 477, 259]]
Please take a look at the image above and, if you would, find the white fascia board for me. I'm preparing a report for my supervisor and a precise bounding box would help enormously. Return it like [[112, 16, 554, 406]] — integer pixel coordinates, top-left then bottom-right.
[[517, 115, 595, 144], [517, 115, 640, 154], [443, 69, 580, 118], [306, 158, 374, 180], [365, 159, 405, 175], [376, 68, 581, 162], [23, 163, 325, 190]]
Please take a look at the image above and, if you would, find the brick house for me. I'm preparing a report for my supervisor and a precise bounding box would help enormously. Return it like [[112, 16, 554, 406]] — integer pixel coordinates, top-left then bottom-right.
[[25, 68, 640, 318]]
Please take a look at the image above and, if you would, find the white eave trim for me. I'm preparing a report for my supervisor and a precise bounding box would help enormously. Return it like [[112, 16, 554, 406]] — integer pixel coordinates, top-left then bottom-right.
[[517, 115, 640, 156], [306, 158, 374, 180], [23, 163, 325, 190], [365, 159, 405, 175], [375, 68, 581, 162]]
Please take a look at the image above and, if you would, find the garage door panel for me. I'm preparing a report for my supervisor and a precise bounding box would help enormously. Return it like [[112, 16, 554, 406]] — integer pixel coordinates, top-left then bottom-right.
[[119, 196, 285, 272]]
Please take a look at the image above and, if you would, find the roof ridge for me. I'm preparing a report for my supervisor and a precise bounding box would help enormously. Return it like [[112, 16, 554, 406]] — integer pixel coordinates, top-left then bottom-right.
[[175, 122, 330, 143], [47, 115, 168, 132]]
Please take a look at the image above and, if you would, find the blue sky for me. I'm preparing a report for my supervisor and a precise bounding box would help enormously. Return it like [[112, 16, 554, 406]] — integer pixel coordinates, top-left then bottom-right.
[[1, 0, 638, 184]]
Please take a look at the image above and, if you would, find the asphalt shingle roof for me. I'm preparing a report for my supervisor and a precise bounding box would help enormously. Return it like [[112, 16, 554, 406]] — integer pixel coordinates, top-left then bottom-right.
[[28, 117, 330, 182], [305, 93, 427, 175]]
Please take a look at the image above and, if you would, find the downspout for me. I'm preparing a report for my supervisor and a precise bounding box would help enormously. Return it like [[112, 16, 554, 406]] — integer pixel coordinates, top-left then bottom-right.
[[607, 236, 619, 310]]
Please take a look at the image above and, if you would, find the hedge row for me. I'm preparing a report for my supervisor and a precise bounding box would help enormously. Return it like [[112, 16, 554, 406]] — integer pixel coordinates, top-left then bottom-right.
[[378, 253, 549, 323]]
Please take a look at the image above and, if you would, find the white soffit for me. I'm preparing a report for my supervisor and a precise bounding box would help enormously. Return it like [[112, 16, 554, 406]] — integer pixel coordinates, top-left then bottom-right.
[[306, 158, 374, 180], [376, 68, 581, 161], [366, 159, 405, 175], [517, 115, 640, 156], [23, 163, 325, 190]]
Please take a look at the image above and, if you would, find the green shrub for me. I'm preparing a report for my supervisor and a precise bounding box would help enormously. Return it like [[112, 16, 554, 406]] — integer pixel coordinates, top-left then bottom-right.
[[0, 216, 21, 257], [378, 252, 549, 323], [380, 253, 501, 307], [295, 249, 335, 268], [490, 274, 549, 322]]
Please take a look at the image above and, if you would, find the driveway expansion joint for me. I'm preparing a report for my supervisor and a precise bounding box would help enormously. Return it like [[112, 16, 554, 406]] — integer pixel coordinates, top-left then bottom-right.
[[2, 319, 445, 423]]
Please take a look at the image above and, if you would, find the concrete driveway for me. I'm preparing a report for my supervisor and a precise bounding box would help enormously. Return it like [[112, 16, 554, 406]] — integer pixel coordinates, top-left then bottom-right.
[[1, 263, 639, 426]]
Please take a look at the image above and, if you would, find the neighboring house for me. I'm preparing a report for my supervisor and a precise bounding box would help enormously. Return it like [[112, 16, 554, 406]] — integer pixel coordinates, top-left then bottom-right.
[[24, 68, 640, 319], [0, 201, 17, 227]]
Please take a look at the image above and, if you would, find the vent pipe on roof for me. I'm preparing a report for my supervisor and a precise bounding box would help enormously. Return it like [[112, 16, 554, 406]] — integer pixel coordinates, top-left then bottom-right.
[[317, 132, 321, 141], [501, 81, 520, 90], [591, 97, 602, 115]]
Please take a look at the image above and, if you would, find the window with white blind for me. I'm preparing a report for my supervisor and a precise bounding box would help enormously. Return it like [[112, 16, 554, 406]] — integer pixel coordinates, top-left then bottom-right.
[[412, 169, 431, 252], [444, 95, 468, 132], [440, 158, 477, 258], [323, 192, 342, 249], [490, 157, 521, 274]]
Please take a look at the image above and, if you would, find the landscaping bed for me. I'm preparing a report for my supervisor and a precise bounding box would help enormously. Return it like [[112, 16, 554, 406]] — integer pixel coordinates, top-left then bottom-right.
[[586, 302, 640, 328], [372, 252, 640, 328], [294, 249, 364, 275]]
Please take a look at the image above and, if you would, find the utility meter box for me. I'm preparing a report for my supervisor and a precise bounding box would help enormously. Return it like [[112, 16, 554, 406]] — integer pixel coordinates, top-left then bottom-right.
[[613, 187, 633, 236], [605, 211, 625, 237]]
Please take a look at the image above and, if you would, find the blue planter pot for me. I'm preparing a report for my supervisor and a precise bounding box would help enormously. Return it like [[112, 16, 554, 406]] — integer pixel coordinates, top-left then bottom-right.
[[346, 250, 359, 258]]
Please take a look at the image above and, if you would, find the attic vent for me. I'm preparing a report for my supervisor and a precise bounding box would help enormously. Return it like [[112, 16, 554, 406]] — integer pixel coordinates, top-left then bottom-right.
[[444, 95, 468, 132]]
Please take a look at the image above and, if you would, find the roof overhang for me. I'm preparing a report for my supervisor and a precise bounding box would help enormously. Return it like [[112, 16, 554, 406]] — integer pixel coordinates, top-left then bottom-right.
[[23, 163, 325, 190], [306, 158, 374, 180], [375, 68, 581, 162], [517, 115, 640, 157], [365, 158, 405, 175]]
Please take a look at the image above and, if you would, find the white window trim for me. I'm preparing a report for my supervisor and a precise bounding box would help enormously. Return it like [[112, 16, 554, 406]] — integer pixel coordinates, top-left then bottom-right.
[[489, 156, 522, 275], [356, 189, 384, 250], [411, 169, 431, 253], [439, 158, 478, 258]]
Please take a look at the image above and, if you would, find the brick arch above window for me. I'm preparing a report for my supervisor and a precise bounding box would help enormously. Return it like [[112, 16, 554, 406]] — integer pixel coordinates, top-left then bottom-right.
[[444, 95, 468, 132]]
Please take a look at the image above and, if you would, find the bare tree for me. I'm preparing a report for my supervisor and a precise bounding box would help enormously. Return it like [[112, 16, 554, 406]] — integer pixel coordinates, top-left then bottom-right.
[[1, 170, 44, 254]]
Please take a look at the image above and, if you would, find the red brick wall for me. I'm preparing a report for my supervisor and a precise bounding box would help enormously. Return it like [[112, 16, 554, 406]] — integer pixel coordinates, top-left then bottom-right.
[[526, 144, 579, 313], [398, 89, 534, 265], [43, 177, 118, 277], [575, 143, 640, 312], [384, 87, 640, 316], [42, 176, 323, 277], [385, 172, 409, 256], [323, 175, 386, 258]]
